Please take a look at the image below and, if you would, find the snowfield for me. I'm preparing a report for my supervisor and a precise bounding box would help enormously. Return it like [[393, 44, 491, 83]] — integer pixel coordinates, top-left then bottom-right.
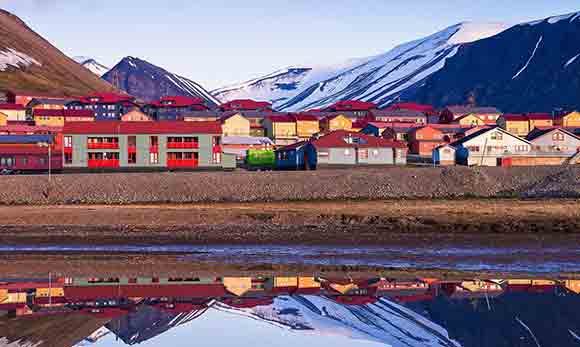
[[0, 48, 41, 71], [73, 56, 110, 77]]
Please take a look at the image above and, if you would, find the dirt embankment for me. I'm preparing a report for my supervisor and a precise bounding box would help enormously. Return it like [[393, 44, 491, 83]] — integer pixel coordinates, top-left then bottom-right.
[[1, 166, 580, 205]]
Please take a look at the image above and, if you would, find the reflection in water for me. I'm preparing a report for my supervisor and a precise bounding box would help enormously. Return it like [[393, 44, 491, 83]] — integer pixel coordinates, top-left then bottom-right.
[[0, 275, 579, 347]]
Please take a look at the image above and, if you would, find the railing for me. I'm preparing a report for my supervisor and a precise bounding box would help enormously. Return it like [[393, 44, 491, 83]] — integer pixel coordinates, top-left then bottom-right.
[[167, 142, 199, 149], [167, 159, 198, 168], [88, 142, 119, 150], [88, 159, 120, 168], [128, 145, 137, 153]]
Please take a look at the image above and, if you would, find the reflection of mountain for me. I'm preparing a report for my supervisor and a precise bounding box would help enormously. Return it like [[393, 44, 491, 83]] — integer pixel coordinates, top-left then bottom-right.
[[215, 295, 461, 347]]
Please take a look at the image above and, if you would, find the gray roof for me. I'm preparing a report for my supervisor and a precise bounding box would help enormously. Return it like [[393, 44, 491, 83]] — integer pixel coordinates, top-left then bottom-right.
[[372, 109, 427, 118], [0, 134, 53, 144], [29, 98, 74, 106], [446, 106, 501, 116]]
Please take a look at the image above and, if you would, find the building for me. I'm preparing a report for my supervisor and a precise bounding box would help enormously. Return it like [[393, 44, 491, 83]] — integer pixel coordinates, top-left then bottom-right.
[[432, 144, 456, 166], [324, 100, 377, 118], [522, 127, 580, 165], [320, 114, 352, 132], [310, 130, 407, 166], [555, 111, 580, 127], [33, 109, 95, 127], [222, 136, 273, 160], [0, 90, 69, 107], [182, 111, 220, 122], [275, 141, 317, 170], [220, 113, 250, 136], [263, 115, 298, 145], [27, 98, 73, 112], [0, 134, 61, 173], [440, 106, 501, 124], [120, 109, 153, 122], [408, 126, 446, 156], [371, 109, 428, 124], [219, 99, 273, 112], [0, 112, 6, 127], [453, 114, 487, 126], [498, 113, 554, 137], [61, 121, 235, 170], [67, 93, 137, 121], [0, 104, 27, 121], [294, 113, 320, 140], [144, 96, 210, 121], [451, 127, 533, 166]]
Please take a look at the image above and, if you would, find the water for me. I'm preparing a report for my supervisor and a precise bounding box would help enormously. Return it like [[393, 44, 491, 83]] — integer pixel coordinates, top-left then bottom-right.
[[1, 243, 579, 274], [0, 273, 579, 347]]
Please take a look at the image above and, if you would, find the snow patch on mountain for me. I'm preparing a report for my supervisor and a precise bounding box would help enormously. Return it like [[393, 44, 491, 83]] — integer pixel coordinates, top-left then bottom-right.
[[521, 11, 580, 26], [0, 337, 42, 347], [512, 36, 543, 79], [565, 53, 580, 68], [213, 22, 508, 111], [73, 56, 109, 77], [0, 48, 41, 71], [214, 295, 462, 347]]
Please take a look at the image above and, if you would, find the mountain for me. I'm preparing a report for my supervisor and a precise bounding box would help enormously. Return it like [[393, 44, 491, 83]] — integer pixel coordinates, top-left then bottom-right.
[[0, 10, 115, 96], [212, 22, 509, 111], [414, 11, 580, 113], [103, 56, 219, 106], [73, 56, 110, 77]]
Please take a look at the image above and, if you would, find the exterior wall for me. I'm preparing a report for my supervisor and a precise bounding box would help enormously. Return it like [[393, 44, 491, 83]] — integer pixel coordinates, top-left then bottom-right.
[[410, 141, 444, 156], [457, 115, 485, 126], [509, 156, 570, 166], [0, 113, 6, 126], [121, 110, 152, 122], [222, 114, 250, 136], [0, 109, 26, 121], [296, 120, 319, 139], [34, 115, 65, 127], [316, 147, 401, 165], [327, 116, 352, 131], [529, 119, 553, 129], [184, 116, 219, 122], [433, 146, 456, 165], [65, 116, 94, 123], [357, 148, 394, 165], [557, 111, 580, 127], [529, 130, 580, 153], [502, 120, 530, 137], [458, 129, 532, 166]]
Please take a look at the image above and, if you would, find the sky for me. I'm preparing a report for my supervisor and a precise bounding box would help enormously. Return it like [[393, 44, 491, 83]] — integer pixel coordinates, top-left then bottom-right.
[[0, 0, 579, 90]]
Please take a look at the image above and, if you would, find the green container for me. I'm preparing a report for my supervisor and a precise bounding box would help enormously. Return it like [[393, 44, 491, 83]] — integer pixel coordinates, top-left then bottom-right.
[[245, 149, 275, 170]]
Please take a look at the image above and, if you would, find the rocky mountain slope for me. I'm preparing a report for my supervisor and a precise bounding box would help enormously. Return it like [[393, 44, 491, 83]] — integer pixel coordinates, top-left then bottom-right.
[[103, 56, 219, 106], [415, 11, 580, 112], [212, 22, 508, 111], [0, 10, 115, 96], [73, 56, 110, 77]]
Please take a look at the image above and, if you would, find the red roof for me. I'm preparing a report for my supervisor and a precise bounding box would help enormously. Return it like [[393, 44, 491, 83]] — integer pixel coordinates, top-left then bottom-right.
[[326, 100, 377, 111], [385, 102, 435, 113], [0, 103, 26, 111], [63, 121, 222, 135], [149, 96, 208, 108], [526, 113, 552, 120], [293, 113, 319, 121], [77, 92, 135, 104], [0, 124, 61, 134], [351, 119, 369, 128], [502, 114, 528, 121], [267, 114, 296, 123], [311, 130, 407, 149], [34, 109, 95, 117], [64, 284, 228, 300], [220, 99, 272, 111], [0, 146, 53, 154]]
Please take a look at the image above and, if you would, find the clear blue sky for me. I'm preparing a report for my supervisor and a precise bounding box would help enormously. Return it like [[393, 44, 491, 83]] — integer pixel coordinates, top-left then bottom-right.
[[1, 0, 579, 89]]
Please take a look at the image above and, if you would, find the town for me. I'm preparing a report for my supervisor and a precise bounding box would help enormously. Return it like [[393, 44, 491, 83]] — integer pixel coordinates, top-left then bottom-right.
[[1, 89, 579, 174]]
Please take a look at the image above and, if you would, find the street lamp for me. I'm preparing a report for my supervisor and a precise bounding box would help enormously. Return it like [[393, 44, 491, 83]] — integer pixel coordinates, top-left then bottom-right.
[[37, 142, 51, 184]]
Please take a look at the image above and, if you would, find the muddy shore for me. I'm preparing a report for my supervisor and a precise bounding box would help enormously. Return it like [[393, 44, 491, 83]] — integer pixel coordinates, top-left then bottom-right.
[[1, 166, 580, 205]]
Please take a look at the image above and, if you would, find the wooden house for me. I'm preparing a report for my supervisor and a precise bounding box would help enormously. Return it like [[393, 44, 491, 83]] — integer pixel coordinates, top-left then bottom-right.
[[120, 109, 153, 122], [33, 109, 95, 127], [0, 112, 7, 127], [67, 93, 137, 121], [220, 113, 250, 136], [0, 104, 27, 121], [440, 106, 501, 125], [432, 144, 456, 166], [320, 114, 352, 132], [408, 126, 445, 156], [498, 114, 554, 137], [28, 98, 72, 112], [555, 111, 580, 127], [263, 115, 298, 145], [371, 109, 428, 124], [310, 130, 407, 166], [324, 100, 377, 119], [275, 141, 317, 170], [219, 99, 273, 112], [454, 114, 486, 126], [294, 113, 320, 140], [144, 96, 210, 121], [182, 111, 220, 122]]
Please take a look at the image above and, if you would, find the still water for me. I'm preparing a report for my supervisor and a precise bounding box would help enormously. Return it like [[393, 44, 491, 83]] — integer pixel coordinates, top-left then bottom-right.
[[1, 274, 579, 347]]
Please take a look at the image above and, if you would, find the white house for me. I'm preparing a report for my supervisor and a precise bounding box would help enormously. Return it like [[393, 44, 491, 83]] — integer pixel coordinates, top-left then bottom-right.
[[432, 144, 456, 166]]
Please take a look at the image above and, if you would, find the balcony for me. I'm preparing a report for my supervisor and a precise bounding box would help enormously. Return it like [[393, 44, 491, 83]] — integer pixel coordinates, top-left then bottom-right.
[[167, 142, 199, 149], [88, 159, 120, 169], [63, 146, 73, 154], [149, 145, 159, 153], [212, 145, 222, 153], [167, 159, 198, 168], [128, 145, 137, 153], [88, 142, 119, 150]]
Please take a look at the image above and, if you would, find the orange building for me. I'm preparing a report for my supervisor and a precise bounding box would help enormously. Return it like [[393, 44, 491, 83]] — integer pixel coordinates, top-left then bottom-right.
[[408, 126, 445, 156]]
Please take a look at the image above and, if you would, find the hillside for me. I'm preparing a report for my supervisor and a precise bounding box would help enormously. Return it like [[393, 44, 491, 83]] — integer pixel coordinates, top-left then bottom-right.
[[0, 10, 115, 96], [415, 11, 580, 112], [73, 56, 110, 77], [103, 56, 220, 106], [212, 22, 508, 111]]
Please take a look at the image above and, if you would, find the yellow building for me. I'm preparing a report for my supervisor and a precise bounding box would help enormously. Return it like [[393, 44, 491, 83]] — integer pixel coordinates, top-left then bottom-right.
[[223, 277, 253, 297], [565, 280, 580, 294], [0, 112, 7, 126], [121, 109, 153, 122], [263, 115, 298, 145], [298, 277, 320, 289], [0, 104, 27, 121], [461, 280, 503, 292], [34, 113, 65, 127], [221, 113, 251, 136], [498, 115, 531, 137], [36, 287, 65, 298], [456, 114, 486, 126], [295, 114, 320, 140], [555, 111, 580, 127], [322, 114, 352, 132]]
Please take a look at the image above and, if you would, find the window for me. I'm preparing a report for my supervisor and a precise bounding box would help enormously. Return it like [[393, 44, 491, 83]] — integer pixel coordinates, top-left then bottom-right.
[[150, 152, 159, 164], [490, 132, 503, 140], [212, 152, 221, 164], [553, 132, 565, 141], [64, 136, 72, 148], [150, 136, 159, 147], [372, 149, 379, 157], [278, 151, 289, 161], [39, 157, 46, 165], [358, 149, 369, 159], [318, 151, 329, 158], [64, 153, 73, 164], [344, 149, 351, 156], [516, 145, 529, 152], [467, 146, 480, 152], [128, 152, 137, 164], [416, 134, 423, 140], [21, 157, 28, 166]]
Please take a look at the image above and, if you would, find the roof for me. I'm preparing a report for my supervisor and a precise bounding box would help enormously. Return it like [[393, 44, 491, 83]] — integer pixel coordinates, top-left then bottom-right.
[[351, 120, 369, 129], [63, 121, 222, 135], [148, 96, 207, 108], [445, 106, 501, 116], [526, 113, 553, 120], [34, 109, 95, 117], [29, 98, 73, 106], [326, 100, 377, 111], [311, 130, 407, 149], [384, 102, 435, 113], [0, 134, 53, 144], [526, 127, 580, 141], [372, 109, 428, 118], [267, 114, 296, 123], [220, 99, 272, 111], [292, 113, 319, 121], [409, 126, 444, 135], [222, 136, 274, 145], [277, 141, 308, 151], [0, 124, 61, 134], [76, 92, 135, 104], [0, 146, 54, 154], [0, 103, 26, 111], [501, 114, 528, 121], [449, 126, 531, 147]]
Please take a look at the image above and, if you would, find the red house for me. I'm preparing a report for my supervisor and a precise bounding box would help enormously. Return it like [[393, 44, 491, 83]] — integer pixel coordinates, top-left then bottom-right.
[[219, 99, 273, 112], [408, 126, 446, 156]]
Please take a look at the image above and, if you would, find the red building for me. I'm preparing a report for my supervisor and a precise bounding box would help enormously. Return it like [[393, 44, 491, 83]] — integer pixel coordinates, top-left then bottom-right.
[[0, 134, 62, 173], [220, 99, 273, 112]]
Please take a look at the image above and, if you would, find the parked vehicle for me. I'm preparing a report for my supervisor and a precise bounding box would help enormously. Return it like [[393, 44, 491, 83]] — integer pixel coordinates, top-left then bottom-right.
[[245, 149, 276, 171]]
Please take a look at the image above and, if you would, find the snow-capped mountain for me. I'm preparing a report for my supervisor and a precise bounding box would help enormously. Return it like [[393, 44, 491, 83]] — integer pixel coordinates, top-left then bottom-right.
[[415, 11, 580, 112], [103, 56, 219, 106], [212, 22, 508, 111], [73, 56, 110, 77], [214, 295, 461, 347]]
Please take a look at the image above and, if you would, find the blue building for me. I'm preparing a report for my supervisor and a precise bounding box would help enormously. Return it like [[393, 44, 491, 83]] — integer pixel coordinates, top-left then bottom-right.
[[275, 141, 317, 170], [66, 93, 137, 121]]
